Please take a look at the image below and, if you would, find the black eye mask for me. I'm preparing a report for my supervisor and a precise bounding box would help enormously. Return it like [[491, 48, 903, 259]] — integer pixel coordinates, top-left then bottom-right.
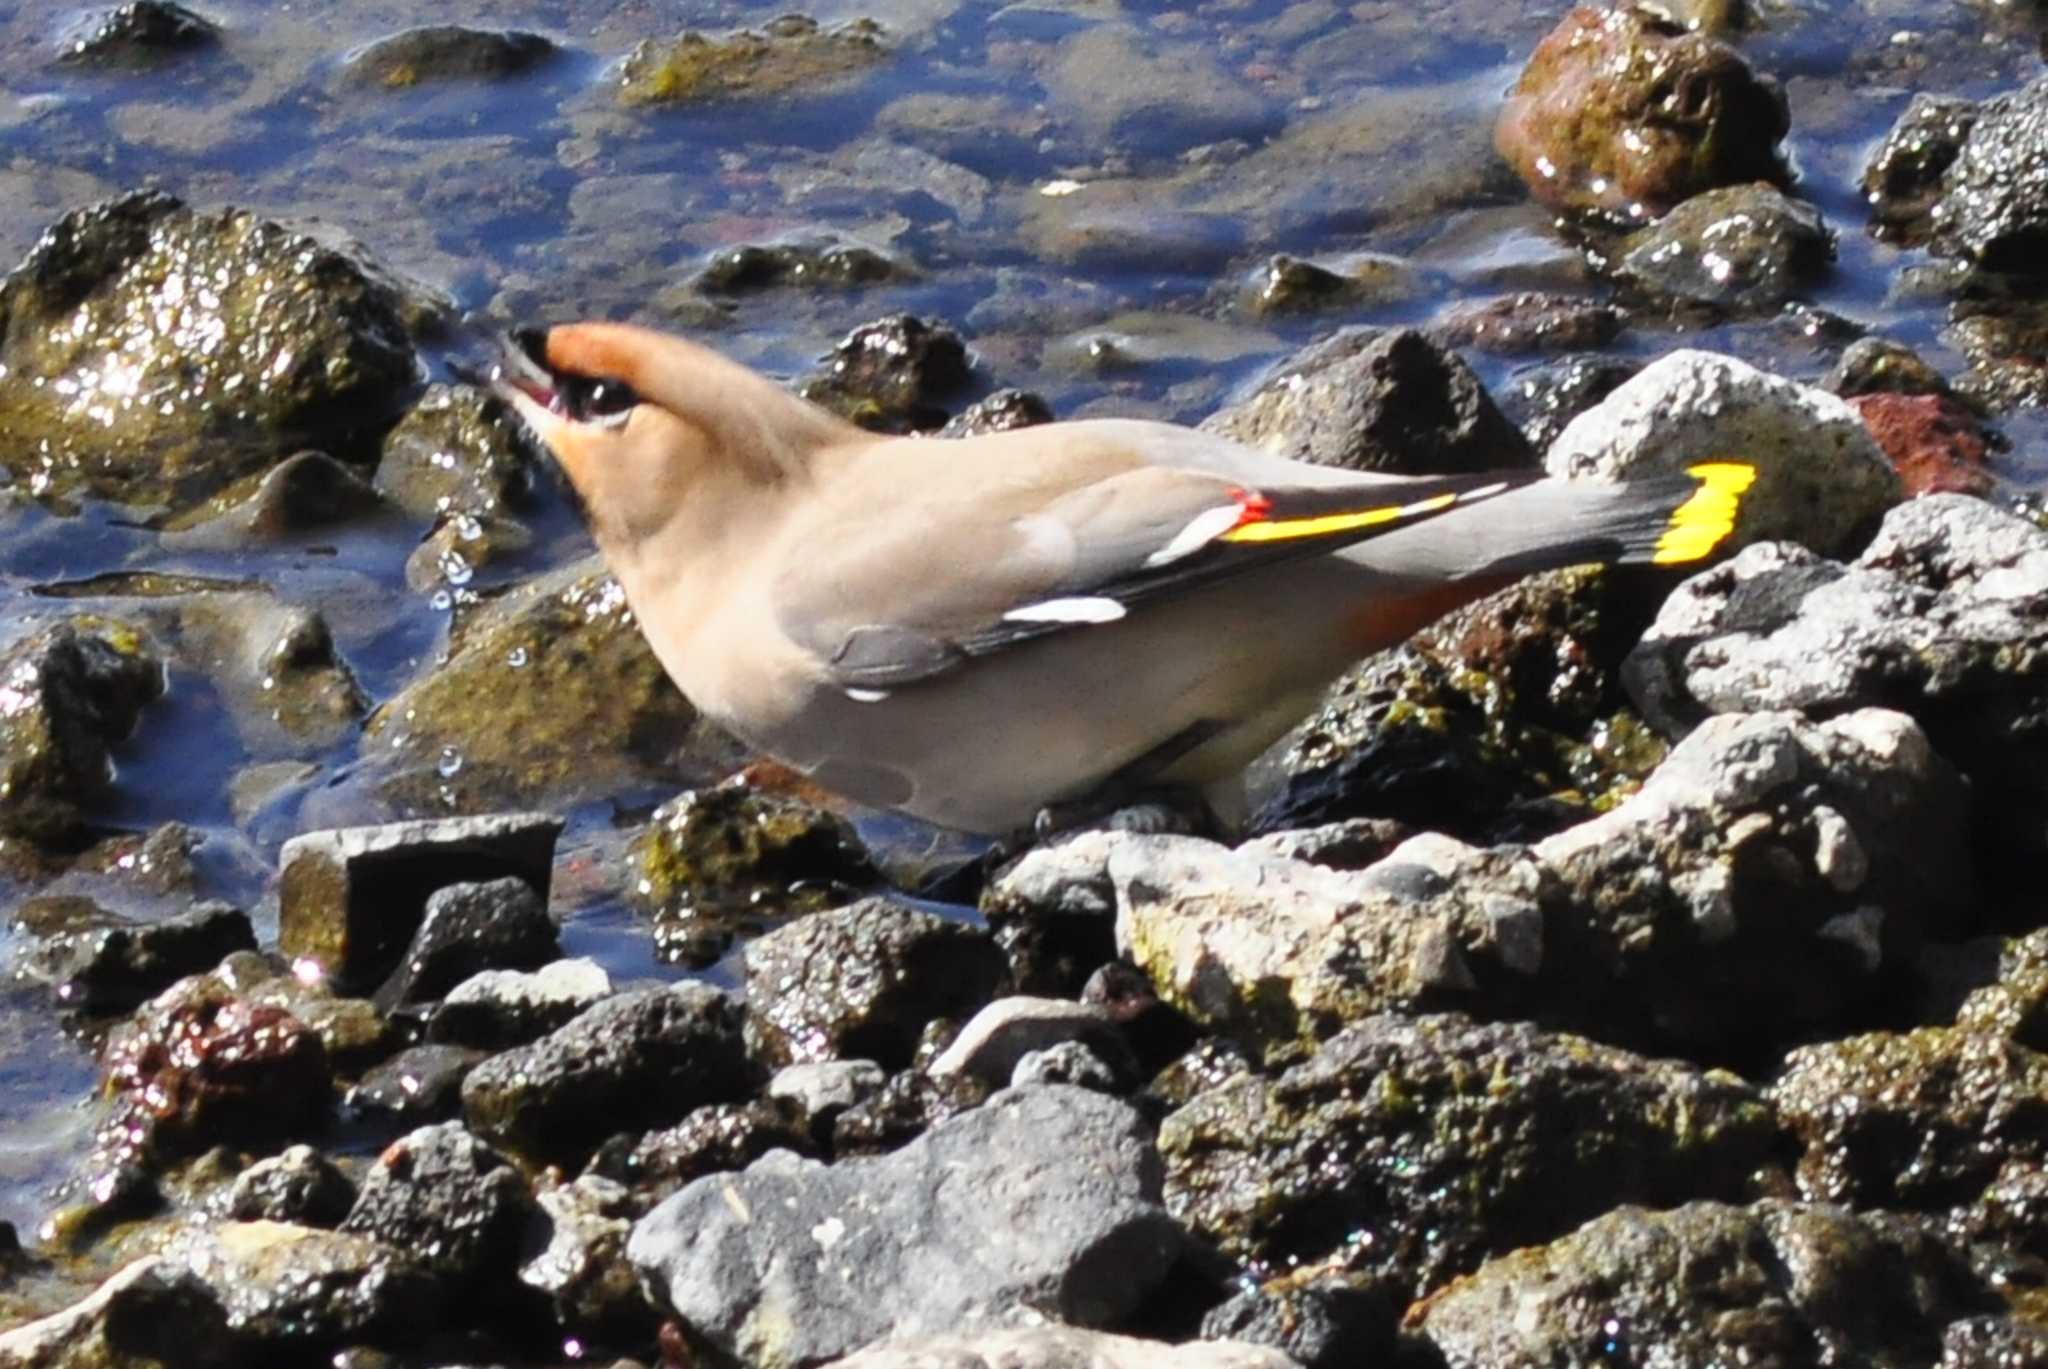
[[511, 327, 640, 422]]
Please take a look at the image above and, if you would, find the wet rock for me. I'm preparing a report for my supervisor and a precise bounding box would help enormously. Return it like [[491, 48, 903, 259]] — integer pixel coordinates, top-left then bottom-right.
[[403, 509, 534, 595], [1949, 307, 2048, 412], [20, 898, 255, 1014], [223, 1144, 356, 1227], [342, 26, 556, 88], [1199, 1270, 1397, 1369], [630, 1086, 1192, 1369], [373, 383, 541, 522], [1930, 74, 2048, 273], [1012, 1039, 1122, 1091], [0, 1259, 192, 1367], [695, 233, 910, 292], [277, 812, 561, 993], [1200, 327, 1533, 476], [831, 1069, 990, 1158], [150, 1222, 441, 1359], [426, 956, 613, 1051], [1548, 348, 1901, 555], [1254, 563, 1663, 843], [520, 1174, 650, 1340], [347, 1044, 488, 1124], [160, 451, 388, 548], [1498, 352, 1639, 453], [1825, 336, 1956, 399], [1844, 392, 1993, 497], [1864, 93, 1978, 244], [1941, 1317, 2048, 1368], [1409, 1201, 1987, 1367], [743, 896, 1007, 1072], [1428, 292, 1623, 354], [1954, 930, 2048, 1051], [937, 389, 1054, 438], [460, 982, 752, 1165], [590, 1099, 815, 1209], [797, 314, 972, 433], [0, 192, 419, 510], [1495, 4, 1789, 222], [341, 1121, 534, 1289], [632, 784, 876, 966], [768, 1060, 887, 1140], [828, 1328, 1298, 1369], [57, 2, 217, 68], [1243, 253, 1423, 318], [619, 16, 887, 107], [0, 617, 165, 846], [355, 560, 722, 814], [373, 876, 558, 1010], [100, 975, 332, 1161], [1618, 183, 1833, 312], [1531, 709, 1970, 1054], [1774, 1028, 2048, 1210], [927, 996, 1133, 1088], [1626, 496, 2048, 864], [1160, 1013, 1773, 1295]]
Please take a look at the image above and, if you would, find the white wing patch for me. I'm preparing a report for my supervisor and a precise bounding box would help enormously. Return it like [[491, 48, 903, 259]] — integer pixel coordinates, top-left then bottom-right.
[[844, 687, 891, 703], [1143, 504, 1244, 568], [1003, 595, 1127, 625]]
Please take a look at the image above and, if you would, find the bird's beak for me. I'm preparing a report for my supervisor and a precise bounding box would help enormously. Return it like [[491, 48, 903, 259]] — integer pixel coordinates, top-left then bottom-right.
[[448, 321, 573, 448]]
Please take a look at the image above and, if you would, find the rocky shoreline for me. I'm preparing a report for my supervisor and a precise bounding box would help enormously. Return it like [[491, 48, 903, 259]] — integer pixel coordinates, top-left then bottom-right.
[[6, 2, 2048, 1368]]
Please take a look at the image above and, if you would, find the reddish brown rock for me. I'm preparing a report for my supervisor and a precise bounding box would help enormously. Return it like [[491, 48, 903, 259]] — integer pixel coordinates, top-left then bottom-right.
[[1496, 5, 1788, 222], [1845, 393, 1992, 498]]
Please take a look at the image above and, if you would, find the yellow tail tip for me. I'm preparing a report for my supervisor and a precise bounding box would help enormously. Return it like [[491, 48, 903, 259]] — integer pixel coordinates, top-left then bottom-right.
[[1652, 461, 1758, 566]]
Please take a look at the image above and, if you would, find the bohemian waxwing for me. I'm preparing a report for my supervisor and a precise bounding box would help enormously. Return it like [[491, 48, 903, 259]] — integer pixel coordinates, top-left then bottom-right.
[[483, 320, 1754, 836]]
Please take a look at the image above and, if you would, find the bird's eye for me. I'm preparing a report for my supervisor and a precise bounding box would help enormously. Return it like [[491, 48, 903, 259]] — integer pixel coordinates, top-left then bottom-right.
[[562, 375, 641, 424]]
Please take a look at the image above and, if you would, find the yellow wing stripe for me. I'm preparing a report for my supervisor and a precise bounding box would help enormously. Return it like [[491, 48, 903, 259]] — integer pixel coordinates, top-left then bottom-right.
[[1652, 462, 1758, 566], [1220, 492, 1459, 545]]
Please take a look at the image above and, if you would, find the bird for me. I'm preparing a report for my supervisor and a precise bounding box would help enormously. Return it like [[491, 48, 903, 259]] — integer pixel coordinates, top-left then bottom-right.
[[480, 320, 1755, 837]]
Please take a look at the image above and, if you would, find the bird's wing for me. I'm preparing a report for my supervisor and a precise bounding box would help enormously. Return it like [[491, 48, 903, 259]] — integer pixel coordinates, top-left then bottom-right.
[[774, 435, 1539, 693]]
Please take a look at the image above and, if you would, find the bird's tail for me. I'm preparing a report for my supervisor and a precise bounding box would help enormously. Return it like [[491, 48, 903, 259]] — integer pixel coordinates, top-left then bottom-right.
[[1421, 461, 1760, 580]]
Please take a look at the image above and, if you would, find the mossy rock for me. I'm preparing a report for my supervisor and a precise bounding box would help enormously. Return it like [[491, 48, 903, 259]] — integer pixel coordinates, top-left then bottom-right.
[[618, 15, 886, 107]]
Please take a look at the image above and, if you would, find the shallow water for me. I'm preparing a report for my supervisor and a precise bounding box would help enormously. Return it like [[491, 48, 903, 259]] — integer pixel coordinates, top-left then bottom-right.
[[0, 0, 2044, 1255]]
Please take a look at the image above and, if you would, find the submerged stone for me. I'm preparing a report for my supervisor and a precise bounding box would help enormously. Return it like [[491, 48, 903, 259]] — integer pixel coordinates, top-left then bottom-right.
[[342, 26, 556, 89], [618, 16, 886, 107]]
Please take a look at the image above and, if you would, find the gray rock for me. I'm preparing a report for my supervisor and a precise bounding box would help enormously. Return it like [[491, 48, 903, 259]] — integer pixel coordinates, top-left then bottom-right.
[[1546, 348, 1900, 556], [1940, 1315, 2048, 1367], [1426, 292, 1622, 355], [1497, 352, 1639, 454], [1824, 336, 1955, 399], [340, 1121, 533, 1288], [346, 1044, 488, 1123], [223, 1144, 356, 1227], [520, 1175, 651, 1340], [427, 956, 612, 1050], [768, 1060, 888, 1125], [23, 898, 254, 1013], [591, 1099, 815, 1210], [744, 896, 1006, 1072], [826, 1328, 1301, 1369], [937, 390, 1054, 439], [1159, 1013, 1774, 1295], [1200, 328, 1533, 476], [0, 1258, 191, 1367], [159, 451, 388, 550], [694, 231, 910, 293], [1410, 1201, 1983, 1369], [277, 812, 562, 992], [1619, 183, 1832, 312], [1012, 1040, 1122, 1092], [928, 997, 1127, 1086], [629, 1085, 1192, 1369], [1930, 74, 2048, 272], [461, 982, 751, 1164], [1235, 819, 1413, 873], [832, 1070, 992, 1158], [797, 314, 971, 434], [1531, 709, 1971, 1051], [1626, 496, 2048, 862], [373, 875, 559, 1010]]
